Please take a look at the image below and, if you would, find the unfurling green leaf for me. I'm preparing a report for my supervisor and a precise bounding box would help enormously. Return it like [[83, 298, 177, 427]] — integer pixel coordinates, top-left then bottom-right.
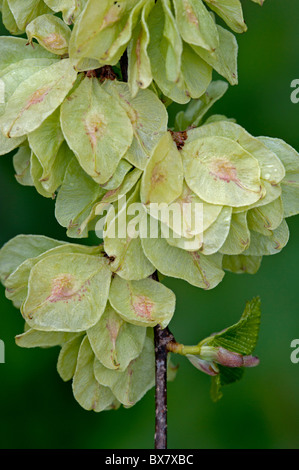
[[203, 297, 261, 355], [207, 297, 261, 401], [186, 297, 261, 401]]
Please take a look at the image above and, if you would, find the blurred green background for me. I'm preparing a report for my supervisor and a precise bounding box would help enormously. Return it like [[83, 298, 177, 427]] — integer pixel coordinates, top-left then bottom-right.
[[0, 0, 298, 449]]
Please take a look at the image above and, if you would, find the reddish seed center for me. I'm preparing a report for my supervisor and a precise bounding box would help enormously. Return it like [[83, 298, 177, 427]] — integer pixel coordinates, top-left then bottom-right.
[[26, 87, 50, 108], [209, 159, 238, 183], [48, 274, 75, 302], [84, 112, 106, 149], [132, 295, 154, 319]]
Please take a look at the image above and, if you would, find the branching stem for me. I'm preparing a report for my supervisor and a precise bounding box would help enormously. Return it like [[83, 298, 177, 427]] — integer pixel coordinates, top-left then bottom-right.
[[167, 343, 201, 356]]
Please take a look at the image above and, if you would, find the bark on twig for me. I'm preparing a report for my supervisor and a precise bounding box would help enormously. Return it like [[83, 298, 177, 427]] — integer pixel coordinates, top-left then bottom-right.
[[154, 325, 176, 449]]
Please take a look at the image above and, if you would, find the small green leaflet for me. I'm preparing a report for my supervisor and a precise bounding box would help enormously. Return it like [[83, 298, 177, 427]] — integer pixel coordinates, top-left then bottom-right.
[[203, 298, 261, 355]]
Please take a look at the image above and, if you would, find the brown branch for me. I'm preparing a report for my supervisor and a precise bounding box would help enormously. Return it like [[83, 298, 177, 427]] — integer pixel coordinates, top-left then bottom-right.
[[151, 271, 176, 449], [154, 325, 176, 449]]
